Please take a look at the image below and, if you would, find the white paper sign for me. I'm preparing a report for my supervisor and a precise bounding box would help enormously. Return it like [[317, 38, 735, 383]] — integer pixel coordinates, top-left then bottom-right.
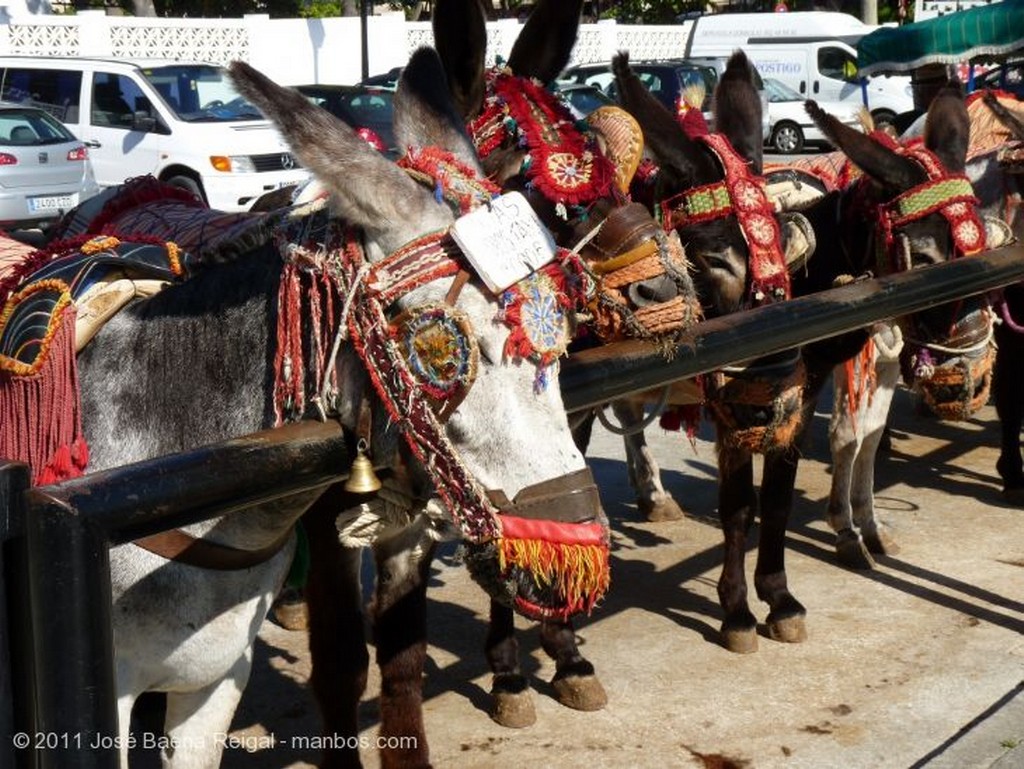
[[450, 191, 559, 293]]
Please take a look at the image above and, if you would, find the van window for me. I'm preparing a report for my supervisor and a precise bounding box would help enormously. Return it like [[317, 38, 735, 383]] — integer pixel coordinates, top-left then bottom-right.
[[0, 67, 82, 123], [818, 46, 857, 82], [91, 73, 147, 128]]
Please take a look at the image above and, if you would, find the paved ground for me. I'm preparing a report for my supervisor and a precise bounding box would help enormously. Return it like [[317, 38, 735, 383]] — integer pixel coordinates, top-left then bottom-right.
[[178, 382, 1024, 769]]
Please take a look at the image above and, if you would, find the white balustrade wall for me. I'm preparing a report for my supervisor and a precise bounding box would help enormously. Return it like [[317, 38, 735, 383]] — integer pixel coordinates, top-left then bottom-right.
[[0, 10, 694, 86]]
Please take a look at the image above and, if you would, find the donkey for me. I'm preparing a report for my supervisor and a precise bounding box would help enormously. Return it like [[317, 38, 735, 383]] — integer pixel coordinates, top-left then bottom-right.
[[0, 52, 607, 769], [614, 54, 998, 651], [430, 0, 704, 729]]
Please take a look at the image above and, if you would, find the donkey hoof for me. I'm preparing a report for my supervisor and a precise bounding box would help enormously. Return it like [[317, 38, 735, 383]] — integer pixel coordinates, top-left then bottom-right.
[[490, 689, 536, 728], [641, 496, 686, 522], [721, 625, 758, 654], [552, 674, 608, 711], [863, 526, 900, 556], [768, 614, 807, 644], [836, 534, 877, 570], [1002, 486, 1024, 506], [270, 588, 308, 632]]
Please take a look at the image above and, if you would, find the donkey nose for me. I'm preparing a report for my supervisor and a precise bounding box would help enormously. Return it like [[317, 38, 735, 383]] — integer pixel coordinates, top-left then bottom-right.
[[628, 275, 679, 306]]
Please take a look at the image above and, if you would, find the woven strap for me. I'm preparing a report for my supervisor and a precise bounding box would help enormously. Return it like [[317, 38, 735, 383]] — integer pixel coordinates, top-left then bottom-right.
[[343, 231, 504, 543], [880, 143, 985, 259]]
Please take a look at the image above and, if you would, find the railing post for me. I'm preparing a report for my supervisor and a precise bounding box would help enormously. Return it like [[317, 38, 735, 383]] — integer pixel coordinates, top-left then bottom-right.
[[24, 490, 117, 769], [0, 462, 32, 769]]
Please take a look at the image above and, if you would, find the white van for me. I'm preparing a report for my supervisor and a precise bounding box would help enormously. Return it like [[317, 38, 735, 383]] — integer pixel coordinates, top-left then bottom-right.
[[0, 56, 311, 211], [684, 12, 915, 125]]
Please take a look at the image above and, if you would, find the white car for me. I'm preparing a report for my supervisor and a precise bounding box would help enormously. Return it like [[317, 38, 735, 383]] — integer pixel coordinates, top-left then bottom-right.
[[764, 77, 861, 154], [0, 102, 99, 232]]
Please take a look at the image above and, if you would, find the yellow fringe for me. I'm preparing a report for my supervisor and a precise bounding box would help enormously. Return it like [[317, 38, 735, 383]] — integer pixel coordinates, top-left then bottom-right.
[[498, 537, 611, 613]]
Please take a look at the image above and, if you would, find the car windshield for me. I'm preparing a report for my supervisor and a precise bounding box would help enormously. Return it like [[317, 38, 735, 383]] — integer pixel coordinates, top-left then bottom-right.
[[140, 64, 266, 122], [562, 86, 613, 115], [765, 78, 803, 103], [0, 107, 76, 146]]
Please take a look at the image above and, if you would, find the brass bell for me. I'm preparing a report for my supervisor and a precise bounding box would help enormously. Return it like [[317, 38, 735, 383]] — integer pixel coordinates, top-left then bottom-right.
[[345, 440, 382, 494]]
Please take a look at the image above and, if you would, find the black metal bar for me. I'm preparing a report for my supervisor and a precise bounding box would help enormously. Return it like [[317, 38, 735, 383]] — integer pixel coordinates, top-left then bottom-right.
[[21, 419, 350, 769], [0, 463, 32, 769], [560, 242, 1024, 413], [25, 493, 116, 769], [38, 419, 349, 545]]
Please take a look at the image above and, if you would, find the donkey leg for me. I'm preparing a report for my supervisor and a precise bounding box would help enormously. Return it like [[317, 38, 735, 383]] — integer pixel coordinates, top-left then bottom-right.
[[160, 655, 251, 769], [372, 528, 437, 769], [540, 619, 607, 711], [994, 326, 1024, 500], [853, 368, 900, 557], [755, 447, 807, 645], [485, 600, 537, 728], [303, 488, 370, 769], [827, 408, 872, 569], [612, 400, 684, 522], [716, 449, 760, 653], [828, 361, 878, 568]]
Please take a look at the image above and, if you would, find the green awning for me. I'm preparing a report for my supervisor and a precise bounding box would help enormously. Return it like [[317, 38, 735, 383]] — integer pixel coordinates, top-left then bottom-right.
[[857, 0, 1024, 76]]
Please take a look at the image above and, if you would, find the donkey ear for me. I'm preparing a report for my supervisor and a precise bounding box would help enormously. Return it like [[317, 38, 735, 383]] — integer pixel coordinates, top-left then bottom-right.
[[923, 81, 970, 173], [432, 0, 487, 119], [506, 0, 585, 84], [805, 99, 921, 191], [712, 51, 764, 174], [394, 47, 482, 171], [228, 61, 447, 247], [612, 52, 702, 190]]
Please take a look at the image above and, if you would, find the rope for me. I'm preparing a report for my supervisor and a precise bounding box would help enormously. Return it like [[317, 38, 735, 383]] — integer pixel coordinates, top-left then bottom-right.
[[872, 324, 904, 362], [906, 322, 993, 357], [595, 387, 671, 436], [317, 260, 372, 418]]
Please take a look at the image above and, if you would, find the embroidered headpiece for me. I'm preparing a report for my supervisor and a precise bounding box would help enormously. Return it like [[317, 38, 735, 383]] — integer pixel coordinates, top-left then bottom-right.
[[468, 69, 617, 216], [874, 136, 985, 268]]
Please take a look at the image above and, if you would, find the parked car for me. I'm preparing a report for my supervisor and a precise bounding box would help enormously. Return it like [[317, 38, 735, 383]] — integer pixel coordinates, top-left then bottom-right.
[[554, 82, 615, 118], [560, 58, 770, 139], [359, 67, 403, 91], [0, 56, 310, 211], [294, 84, 397, 158], [0, 102, 99, 232], [763, 77, 860, 154]]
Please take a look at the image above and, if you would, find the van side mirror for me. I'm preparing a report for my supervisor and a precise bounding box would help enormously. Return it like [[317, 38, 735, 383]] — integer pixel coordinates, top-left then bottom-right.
[[132, 111, 157, 132]]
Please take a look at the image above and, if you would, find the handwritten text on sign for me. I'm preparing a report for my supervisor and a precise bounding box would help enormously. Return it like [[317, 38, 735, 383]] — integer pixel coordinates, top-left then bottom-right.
[[450, 192, 558, 293]]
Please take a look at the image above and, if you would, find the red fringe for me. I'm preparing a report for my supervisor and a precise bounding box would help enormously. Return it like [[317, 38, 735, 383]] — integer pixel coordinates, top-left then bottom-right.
[[0, 305, 88, 485]]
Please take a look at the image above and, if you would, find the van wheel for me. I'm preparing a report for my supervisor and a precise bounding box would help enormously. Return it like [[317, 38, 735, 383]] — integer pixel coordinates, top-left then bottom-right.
[[165, 175, 206, 204], [771, 122, 804, 154]]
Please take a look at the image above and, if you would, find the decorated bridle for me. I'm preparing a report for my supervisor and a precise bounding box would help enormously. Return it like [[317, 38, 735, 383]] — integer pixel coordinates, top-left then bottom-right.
[[871, 136, 986, 271], [657, 132, 805, 453], [275, 147, 610, 621], [659, 133, 790, 308], [862, 134, 994, 420], [467, 68, 701, 345]]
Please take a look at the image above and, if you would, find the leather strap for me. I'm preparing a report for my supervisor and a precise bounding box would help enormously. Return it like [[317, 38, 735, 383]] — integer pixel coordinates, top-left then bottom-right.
[[133, 526, 294, 571]]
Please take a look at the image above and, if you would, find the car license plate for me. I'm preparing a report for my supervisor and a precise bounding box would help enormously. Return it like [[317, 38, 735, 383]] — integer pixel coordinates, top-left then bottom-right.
[[27, 193, 76, 213]]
